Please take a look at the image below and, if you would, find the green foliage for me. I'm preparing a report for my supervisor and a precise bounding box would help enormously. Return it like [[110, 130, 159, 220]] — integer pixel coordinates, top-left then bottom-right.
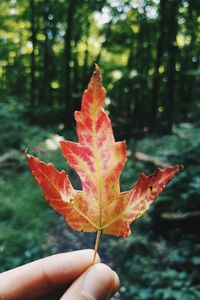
[[0, 99, 51, 155], [0, 171, 56, 271], [135, 123, 200, 213], [109, 233, 200, 300]]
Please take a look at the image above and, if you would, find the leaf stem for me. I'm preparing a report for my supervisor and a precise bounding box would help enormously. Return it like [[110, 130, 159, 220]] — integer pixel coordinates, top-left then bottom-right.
[[92, 229, 101, 264]]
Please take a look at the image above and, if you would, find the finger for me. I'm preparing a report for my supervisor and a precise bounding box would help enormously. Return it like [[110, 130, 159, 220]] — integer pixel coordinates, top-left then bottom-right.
[[37, 289, 65, 300], [60, 263, 120, 300], [0, 249, 100, 300]]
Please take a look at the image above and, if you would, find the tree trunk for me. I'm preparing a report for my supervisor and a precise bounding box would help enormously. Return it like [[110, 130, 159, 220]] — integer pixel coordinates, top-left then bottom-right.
[[165, 0, 179, 133], [151, 0, 166, 130], [30, 0, 36, 109], [82, 26, 90, 88], [127, 34, 135, 123], [180, 0, 198, 121], [64, 1, 76, 125], [43, 1, 51, 106]]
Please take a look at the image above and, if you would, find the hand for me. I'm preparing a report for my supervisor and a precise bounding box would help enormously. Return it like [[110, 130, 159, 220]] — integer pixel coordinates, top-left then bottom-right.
[[0, 249, 119, 300]]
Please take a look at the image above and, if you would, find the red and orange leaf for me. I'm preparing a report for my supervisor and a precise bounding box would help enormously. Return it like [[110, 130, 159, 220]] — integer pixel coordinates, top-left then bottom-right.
[[27, 65, 183, 238], [26, 155, 96, 231]]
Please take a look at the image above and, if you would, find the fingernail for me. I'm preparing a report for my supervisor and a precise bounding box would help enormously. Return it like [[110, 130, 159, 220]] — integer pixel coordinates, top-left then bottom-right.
[[82, 264, 116, 300]]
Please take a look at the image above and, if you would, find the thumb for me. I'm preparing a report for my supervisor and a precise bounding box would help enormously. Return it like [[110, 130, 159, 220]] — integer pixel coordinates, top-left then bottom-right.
[[60, 263, 120, 300]]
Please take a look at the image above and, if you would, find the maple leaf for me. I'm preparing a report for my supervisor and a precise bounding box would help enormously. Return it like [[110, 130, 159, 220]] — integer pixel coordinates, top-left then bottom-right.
[[26, 65, 183, 261]]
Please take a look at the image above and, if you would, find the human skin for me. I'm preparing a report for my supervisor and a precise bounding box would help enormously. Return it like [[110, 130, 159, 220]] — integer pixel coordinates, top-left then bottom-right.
[[0, 249, 120, 300]]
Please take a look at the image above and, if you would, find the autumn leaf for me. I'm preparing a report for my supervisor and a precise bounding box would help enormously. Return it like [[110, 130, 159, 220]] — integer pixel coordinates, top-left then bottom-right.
[[26, 65, 183, 261]]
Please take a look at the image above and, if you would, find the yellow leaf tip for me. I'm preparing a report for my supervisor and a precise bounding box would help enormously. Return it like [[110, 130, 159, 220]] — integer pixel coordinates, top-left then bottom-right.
[[94, 63, 100, 74], [179, 164, 184, 171], [24, 148, 30, 159]]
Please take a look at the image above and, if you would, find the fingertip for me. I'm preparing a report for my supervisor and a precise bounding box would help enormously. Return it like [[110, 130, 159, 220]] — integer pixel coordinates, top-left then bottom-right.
[[60, 263, 120, 300], [81, 263, 119, 299]]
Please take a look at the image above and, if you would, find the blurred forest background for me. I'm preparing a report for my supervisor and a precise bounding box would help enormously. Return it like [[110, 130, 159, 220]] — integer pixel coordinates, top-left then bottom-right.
[[0, 0, 200, 299]]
